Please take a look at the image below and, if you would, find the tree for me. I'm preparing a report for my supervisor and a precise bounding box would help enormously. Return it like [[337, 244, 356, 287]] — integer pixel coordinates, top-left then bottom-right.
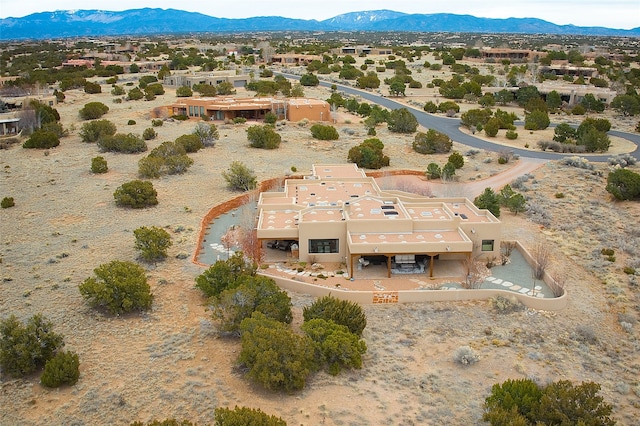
[[387, 108, 418, 133], [211, 275, 292, 335], [388, 79, 406, 96], [357, 72, 381, 90], [495, 89, 514, 106], [413, 129, 452, 154], [484, 118, 500, 137], [80, 119, 117, 143], [426, 162, 442, 179], [606, 168, 640, 200], [516, 86, 541, 107], [310, 124, 339, 140], [474, 187, 501, 218], [440, 150, 460, 168], [611, 94, 640, 116], [84, 81, 102, 94], [478, 93, 496, 107], [578, 127, 610, 153], [40, 351, 80, 387], [536, 381, 614, 426], [247, 125, 281, 149], [460, 108, 492, 129], [142, 128, 157, 141], [423, 101, 438, 113], [442, 162, 456, 180], [239, 312, 316, 392], [347, 138, 390, 170], [192, 122, 219, 147], [195, 252, 257, 298], [553, 123, 577, 143], [91, 156, 108, 173], [524, 110, 550, 130], [214, 406, 286, 426], [134, 226, 172, 262], [299, 73, 319, 86], [79, 260, 153, 315], [22, 130, 60, 149], [139, 141, 193, 177], [175, 86, 193, 97], [98, 133, 147, 153], [222, 161, 257, 191], [302, 318, 367, 375], [483, 378, 543, 425], [580, 93, 605, 113], [302, 295, 367, 336], [0, 314, 64, 378], [175, 134, 203, 153], [127, 87, 144, 101], [290, 83, 304, 98], [545, 90, 562, 111], [114, 180, 158, 208], [79, 102, 109, 120]]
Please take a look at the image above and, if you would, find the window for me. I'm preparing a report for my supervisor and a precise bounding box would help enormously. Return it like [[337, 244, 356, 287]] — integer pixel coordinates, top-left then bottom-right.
[[188, 106, 193, 116], [481, 240, 494, 251], [309, 239, 339, 254]]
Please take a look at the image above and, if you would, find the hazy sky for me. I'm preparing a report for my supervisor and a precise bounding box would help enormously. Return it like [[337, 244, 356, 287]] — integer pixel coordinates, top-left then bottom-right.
[[1, 0, 639, 29]]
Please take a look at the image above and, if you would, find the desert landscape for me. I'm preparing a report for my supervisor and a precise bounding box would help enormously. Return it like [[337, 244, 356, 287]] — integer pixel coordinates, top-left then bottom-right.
[[1, 50, 640, 426]]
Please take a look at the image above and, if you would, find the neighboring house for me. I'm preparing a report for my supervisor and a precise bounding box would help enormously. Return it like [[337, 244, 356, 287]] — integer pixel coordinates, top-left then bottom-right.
[[484, 82, 616, 106], [170, 96, 330, 122], [256, 164, 501, 278], [270, 54, 322, 65], [61, 59, 169, 73], [480, 48, 535, 61], [163, 71, 250, 89]]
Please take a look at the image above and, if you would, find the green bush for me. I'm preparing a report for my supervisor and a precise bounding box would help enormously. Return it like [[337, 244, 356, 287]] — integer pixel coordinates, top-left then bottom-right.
[[222, 161, 257, 191], [111, 85, 125, 96], [145, 83, 165, 96], [474, 187, 501, 218], [239, 312, 315, 392], [40, 351, 80, 387], [91, 156, 108, 174], [303, 295, 367, 336], [127, 87, 144, 101], [138, 75, 158, 89], [505, 130, 518, 140], [114, 180, 158, 208], [1, 197, 15, 208], [84, 81, 102, 94], [134, 226, 172, 262], [176, 86, 193, 97], [264, 111, 277, 124], [79, 260, 153, 314], [524, 110, 550, 130], [98, 133, 147, 153], [302, 318, 367, 375], [192, 122, 219, 147], [79, 102, 109, 120], [175, 134, 203, 153], [310, 124, 339, 140], [387, 107, 418, 133], [247, 125, 281, 149], [442, 162, 456, 179], [211, 275, 292, 335], [426, 163, 442, 179], [127, 119, 136, 125], [214, 406, 286, 425], [195, 252, 257, 298], [233, 117, 247, 124], [151, 119, 163, 127], [142, 128, 157, 140], [0, 314, 64, 378], [413, 129, 452, 154], [606, 168, 640, 200], [80, 119, 117, 143], [139, 141, 193, 177], [347, 138, 390, 170], [22, 130, 60, 149], [448, 151, 464, 169], [484, 118, 500, 137]]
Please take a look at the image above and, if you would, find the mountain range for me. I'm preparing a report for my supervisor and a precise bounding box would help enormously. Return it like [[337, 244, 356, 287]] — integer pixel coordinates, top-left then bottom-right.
[[1, 8, 638, 40]]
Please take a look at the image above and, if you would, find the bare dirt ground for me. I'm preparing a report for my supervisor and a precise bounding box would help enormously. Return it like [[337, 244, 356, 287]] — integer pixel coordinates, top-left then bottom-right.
[[1, 66, 639, 425]]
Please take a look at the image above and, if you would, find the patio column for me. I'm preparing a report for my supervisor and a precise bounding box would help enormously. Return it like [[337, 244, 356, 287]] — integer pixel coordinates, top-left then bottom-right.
[[387, 255, 391, 278]]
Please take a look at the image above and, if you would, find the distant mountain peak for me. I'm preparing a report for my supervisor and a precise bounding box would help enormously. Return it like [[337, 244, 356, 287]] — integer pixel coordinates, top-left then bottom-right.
[[1, 8, 637, 40]]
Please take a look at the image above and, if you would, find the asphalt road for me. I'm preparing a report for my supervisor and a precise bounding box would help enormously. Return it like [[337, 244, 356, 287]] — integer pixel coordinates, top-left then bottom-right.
[[280, 72, 640, 163]]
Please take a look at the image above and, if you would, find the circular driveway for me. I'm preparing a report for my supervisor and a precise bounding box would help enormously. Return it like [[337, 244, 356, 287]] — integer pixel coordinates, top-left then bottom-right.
[[280, 72, 640, 162]]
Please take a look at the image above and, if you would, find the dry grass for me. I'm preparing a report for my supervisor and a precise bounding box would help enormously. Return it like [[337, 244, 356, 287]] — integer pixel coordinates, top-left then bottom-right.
[[1, 62, 639, 425]]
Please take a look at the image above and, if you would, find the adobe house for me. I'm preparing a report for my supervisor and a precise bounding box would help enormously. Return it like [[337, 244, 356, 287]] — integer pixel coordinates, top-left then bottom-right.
[[256, 164, 501, 279], [163, 71, 250, 89], [170, 96, 330, 122]]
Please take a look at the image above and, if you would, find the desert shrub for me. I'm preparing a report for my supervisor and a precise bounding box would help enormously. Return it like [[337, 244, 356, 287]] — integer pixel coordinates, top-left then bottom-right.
[[142, 128, 157, 140], [555, 192, 565, 199], [484, 118, 500, 137], [138, 75, 158, 89], [578, 127, 611, 153], [461, 108, 492, 129], [302, 318, 367, 375], [211, 275, 292, 335], [347, 138, 390, 170], [84, 81, 102, 94], [138, 141, 193, 178], [426, 162, 442, 179], [40, 351, 80, 387], [505, 130, 518, 140], [303, 295, 367, 336], [175, 86, 193, 97], [22, 130, 60, 149], [474, 187, 501, 218], [127, 119, 136, 125], [608, 153, 637, 168], [0, 314, 64, 378], [222, 161, 257, 191], [98, 133, 147, 153], [195, 252, 257, 298], [559, 156, 594, 170], [423, 101, 438, 113], [79, 260, 153, 314], [553, 123, 577, 143], [91, 156, 108, 174], [114, 180, 158, 208], [483, 378, 543, 425], [448, 151, 464, 169], [214, 406, 286, 425], [79, 119, 117, 143], [387, 107, 418, 133], [491, 295, 524, 314], [437, 101, 460, 113], [264, 112, 277, 124], [442, 162, 456, 179], [574, 325, 598, 344], [1, 197, 15, 208], [151, 119, 163, 127], [172, 135, 201, 154], [111, 85, 125, 96], [239, 312, 315, 392], [134, 226, 172, 262], [453, 346, 479, 366], [41, 121, 68, 139], [606, 168, 640, 200], [79, 102, 109, 120], [127, 87, 144, 101], [233, 117, 247, 124], [193, 122, 219, 147], [310, 124, 339, 140], [413, 129, 452, 154], [524, 110, 550, 130], [247, 125, 281, 149]]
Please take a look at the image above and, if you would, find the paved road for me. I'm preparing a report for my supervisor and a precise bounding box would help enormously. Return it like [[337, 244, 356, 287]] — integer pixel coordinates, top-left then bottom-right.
[[280, 72, 640, 163]]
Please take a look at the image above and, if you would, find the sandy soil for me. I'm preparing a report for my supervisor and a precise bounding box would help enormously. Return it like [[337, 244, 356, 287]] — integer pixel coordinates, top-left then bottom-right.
[[1, 65, 639, 425]]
